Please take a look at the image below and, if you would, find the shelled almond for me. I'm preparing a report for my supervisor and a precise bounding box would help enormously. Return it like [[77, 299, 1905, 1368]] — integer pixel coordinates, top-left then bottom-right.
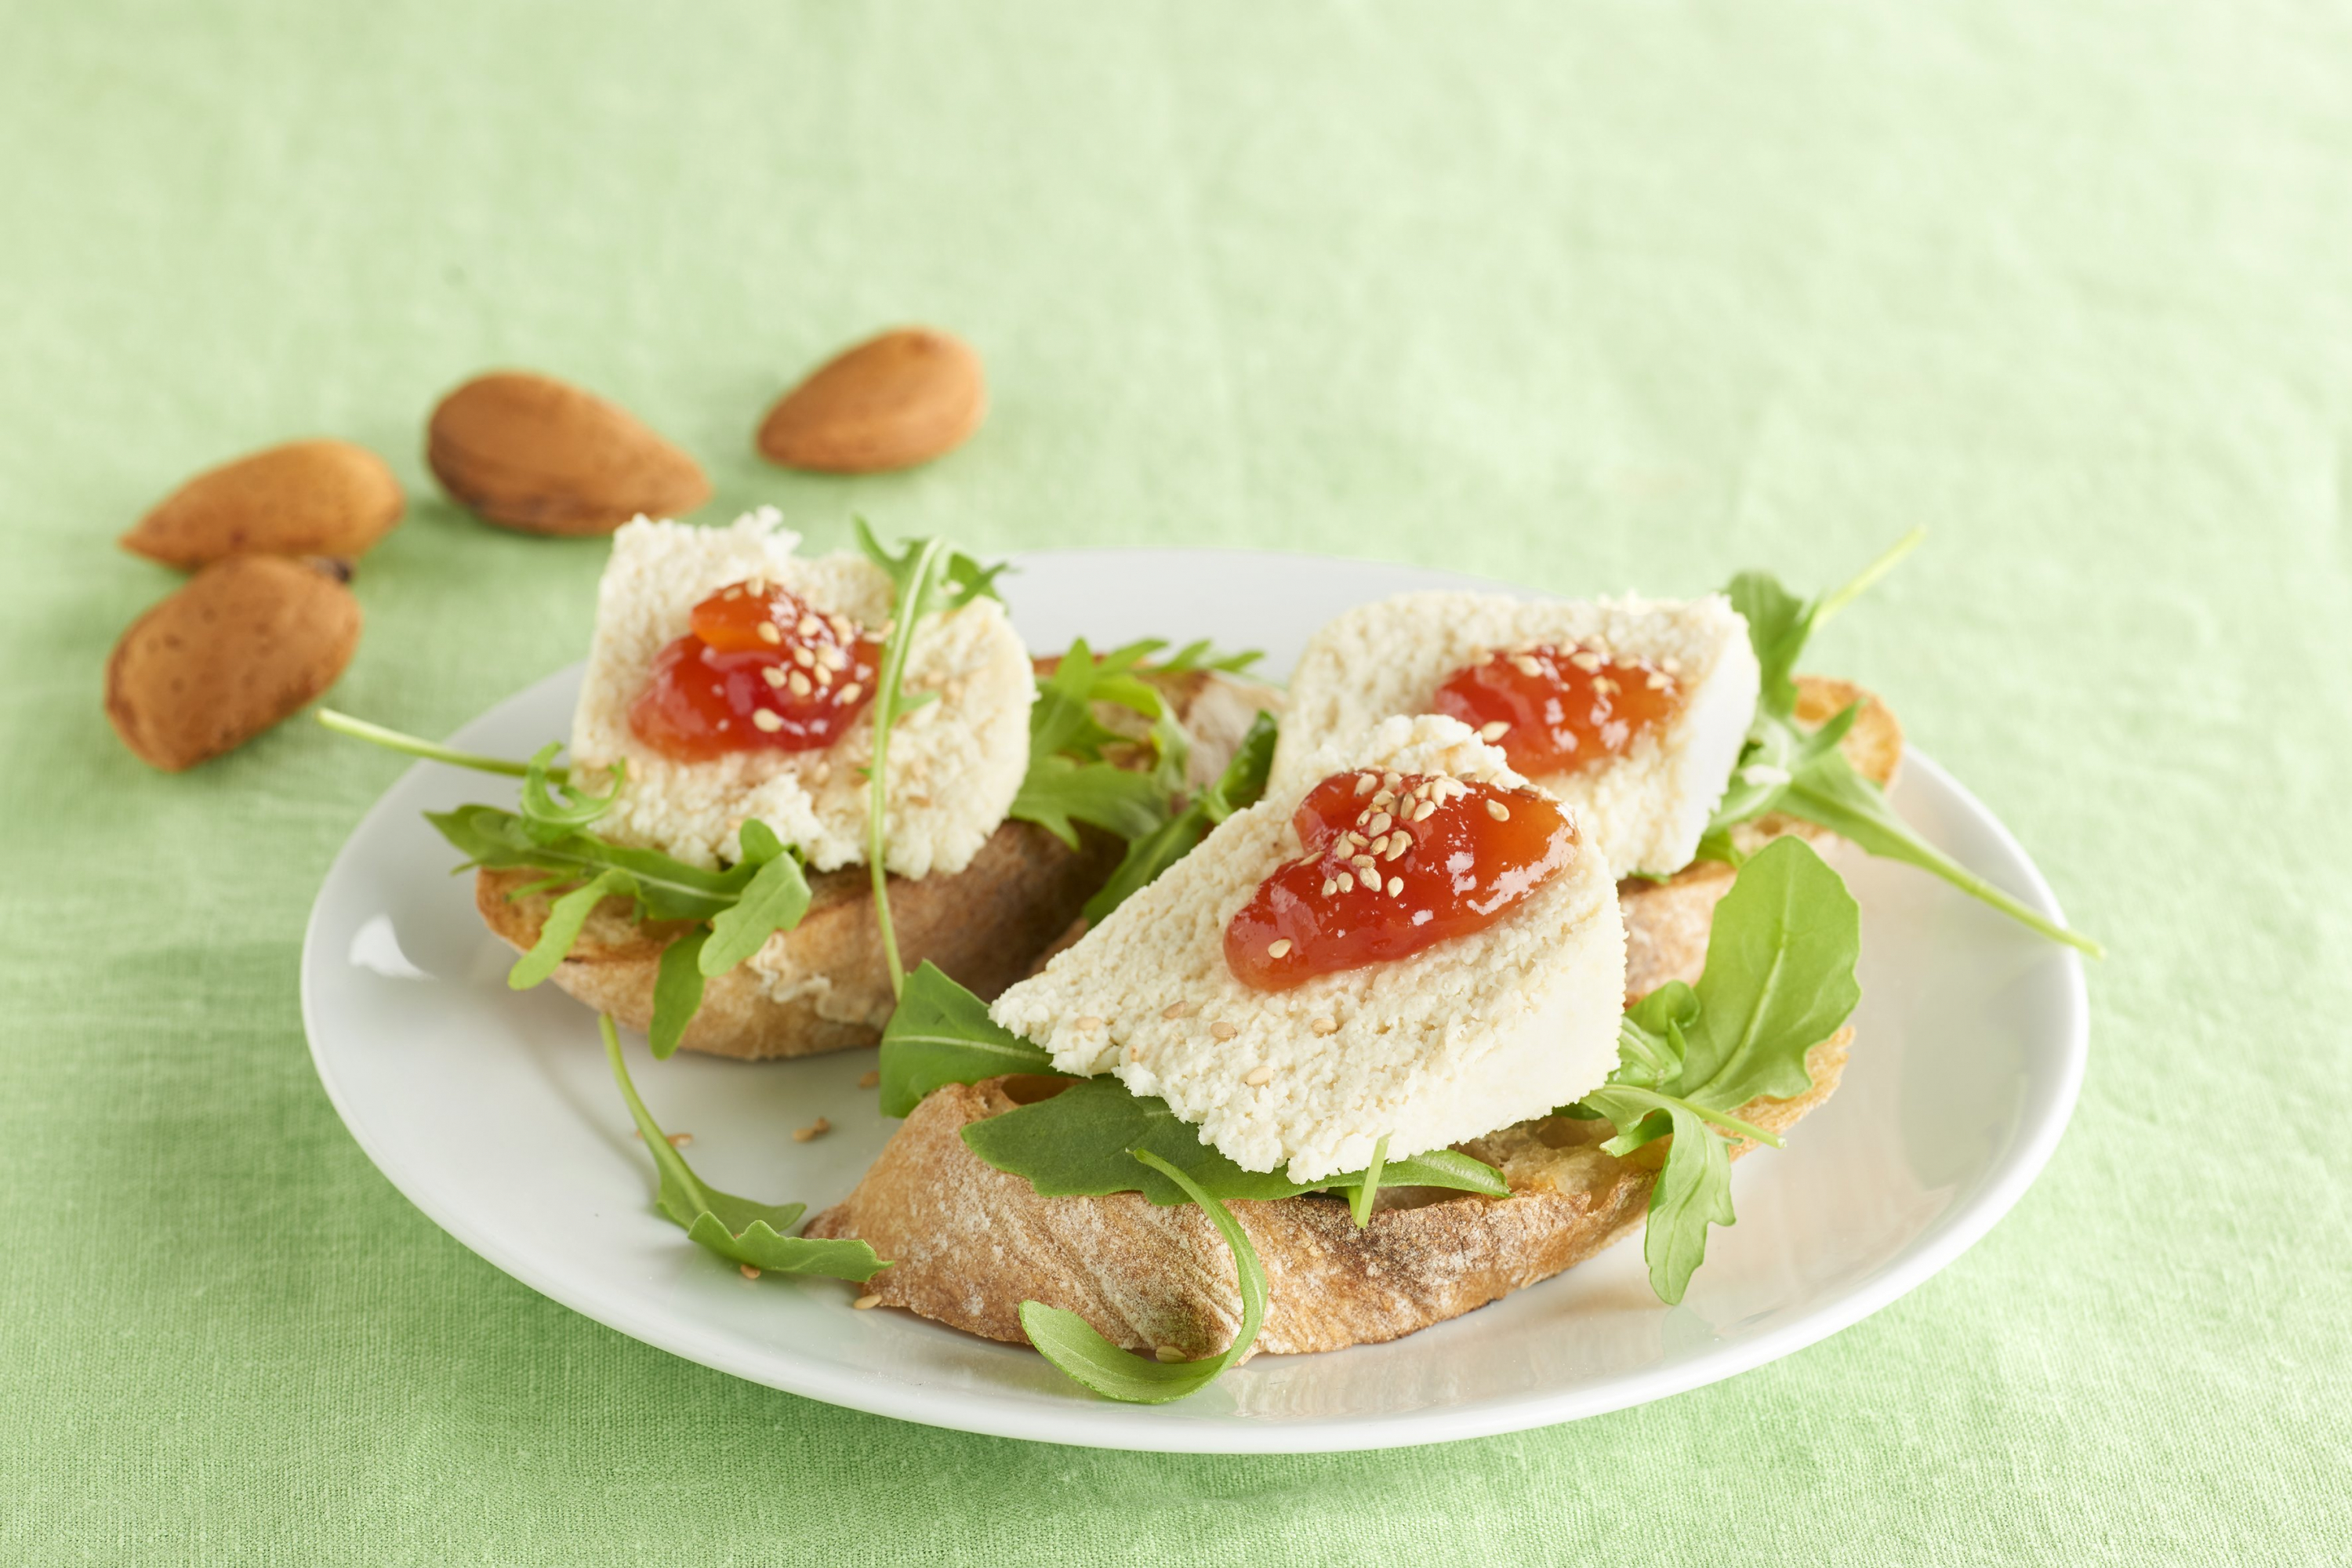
[[105, 556, 361, 771], [757, 328, 985, 474], [121, 439, 405, 569], [428, 370, 710, 535]]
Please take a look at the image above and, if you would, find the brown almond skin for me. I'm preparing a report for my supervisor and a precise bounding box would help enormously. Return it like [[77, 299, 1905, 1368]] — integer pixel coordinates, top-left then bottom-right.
[[104, 556, 361, 771], [426, 371, 710, 535], [757, 328, 986, 474], [121, 439, 405, 569]]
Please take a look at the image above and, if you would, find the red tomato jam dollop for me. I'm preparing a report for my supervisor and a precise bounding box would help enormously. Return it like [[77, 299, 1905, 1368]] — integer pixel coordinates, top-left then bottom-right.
[[1225, 768, 1577, 992], [1432, 644, 1682, 777], [627, 579, 882, 760]]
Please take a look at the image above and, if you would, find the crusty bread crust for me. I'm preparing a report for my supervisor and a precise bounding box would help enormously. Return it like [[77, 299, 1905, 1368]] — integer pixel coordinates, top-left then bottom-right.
[[805, 1033, 1847, 1359], [799, 674, 1897, 1357], [475, 669, 1281, 1059]]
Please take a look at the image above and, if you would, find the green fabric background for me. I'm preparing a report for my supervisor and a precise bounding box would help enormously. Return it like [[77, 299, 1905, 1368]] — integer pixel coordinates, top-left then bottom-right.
[[4, 2, 2347, 1562]]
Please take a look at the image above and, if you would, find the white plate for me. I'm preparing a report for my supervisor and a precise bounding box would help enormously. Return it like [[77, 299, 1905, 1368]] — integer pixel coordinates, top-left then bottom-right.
[[301, 547, 2088, 1454]]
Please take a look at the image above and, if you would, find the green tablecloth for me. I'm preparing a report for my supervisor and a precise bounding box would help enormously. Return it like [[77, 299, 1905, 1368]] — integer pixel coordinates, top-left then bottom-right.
[[5, 2, 2346, 1562]]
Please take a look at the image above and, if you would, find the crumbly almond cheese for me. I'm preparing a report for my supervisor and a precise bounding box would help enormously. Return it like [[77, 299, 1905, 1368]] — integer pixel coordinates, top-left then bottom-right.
[[1268, 592, 1760, 880], [989, 714, 1626, 1183], [569, 509, 1032, 877]]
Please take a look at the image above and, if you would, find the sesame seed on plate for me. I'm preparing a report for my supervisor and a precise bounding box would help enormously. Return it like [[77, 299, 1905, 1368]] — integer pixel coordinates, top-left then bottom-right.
[[853, 1294, 882, 1310], [757, 622, 782, 644], [741, 1264, 762, 1279], [1244, 1065, 1276, 1087], [1486, 799, 1510, 820], [793, 1117, 831, 1142], [858, 1069, 880, 1089], [752, 710, 785, 733], [1267, 938, 1293, 959], [1210, 1022, 1238, 1041], [1479, 720, 1511, 742]]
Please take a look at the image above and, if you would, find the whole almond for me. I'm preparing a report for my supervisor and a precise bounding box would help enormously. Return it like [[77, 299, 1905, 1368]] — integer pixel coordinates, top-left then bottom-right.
[[122, 439, 405, 570], [427, 371, 710, 535], [105, 556, 361, 771], [757, 328, 985, 474]]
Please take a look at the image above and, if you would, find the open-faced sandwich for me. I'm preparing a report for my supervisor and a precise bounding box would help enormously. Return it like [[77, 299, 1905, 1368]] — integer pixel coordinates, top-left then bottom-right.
[[328, 525, 2094, 1405]]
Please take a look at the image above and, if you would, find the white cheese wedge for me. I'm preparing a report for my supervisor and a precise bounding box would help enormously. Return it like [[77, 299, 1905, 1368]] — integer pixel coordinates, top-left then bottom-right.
[[989, 714, 1626, 1183], [569, 508, 1031, 877], [1269, 592, 1760, 879]]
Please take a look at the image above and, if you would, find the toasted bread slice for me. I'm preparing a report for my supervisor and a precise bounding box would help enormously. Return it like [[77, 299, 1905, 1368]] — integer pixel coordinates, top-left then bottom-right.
[[800, 675, 1896, 1356], [475, 669, 1282, 1060]]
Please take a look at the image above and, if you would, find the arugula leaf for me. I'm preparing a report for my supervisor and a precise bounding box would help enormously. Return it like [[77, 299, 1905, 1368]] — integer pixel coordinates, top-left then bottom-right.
[[1706, 532, 2102, 956], [699, 822, 811, 975], [964, 1078, 1314, 1205], [1018, 1149, 1269, 1404], [1570, 837, 1861, 1302], [1011, 755, 1172, 848], [854, 521, 1007, 998], [317, 707, 554, 780], [509, 868, 630, 989], [1082, 710, 1278, 925], [649, 931, 710, 1059], [1326, 1148, 1509, 1200], [877, 961, 1058, 1116], [1152, 638, 1265, 676], [517, 742, 623, 844], [601, 1015, 887, 1281]]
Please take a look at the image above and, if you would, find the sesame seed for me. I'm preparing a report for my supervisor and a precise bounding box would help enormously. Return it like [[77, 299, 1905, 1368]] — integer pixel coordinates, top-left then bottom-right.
[[788, 671, 813, 696], [741, 1264, 761, 1279], [1646, 672, 1671, 690], [757, 622, 782, 644], [1592, 676, 1618, 696], [1321, 877, 1339, 897], [853, 1294, 882, 1309], [752, 710, 785, 733], [1244, 1065, 1276, 1087], [1345, 832, 1367, 850], [793, 1117, 831, 1142], [1382, 772, 1402, 789], [837, 682, 862, 703], [1352, 855, 1376, 870], [820, 645, 848, 670], [1386, 876, 1403, 896], [1486, 799, 1510, 821], [1354, 811, 1371, 829], [829, 614, 854, 638], [722, 586, 743, 601], [1355, 773, 1377, 796], [1074, 1014, 1105, 1030], [1661, 655, 1682, 674], [1412, 800, 1436, 822], [793, 646, 816, 669], [1155, 1345, 1187, 1363], [1371, 790, 1396, 811], [1310, 1017, 1338, 1036], [1367, 811, 1392, 835], [668, 1132, 693, 1149], [1479, 720, 1511, 742], [746, 578, 768, 596], [1512, 654, 1543, 677], [815, 666, 833, 687], [1210, 1022, 1237, 1041], [798, 614, 822, 637], [1368, 833, 1391, 857], [858, 1069, 880, 1089], [1358, 867, 1381, 891], [1570, 650, 1602, 673], [1384, 835, 1409, 861], [1267, 938, 1293, 959], [1163, 1000, 1192, 1019], [761, 666, 787, 688]]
